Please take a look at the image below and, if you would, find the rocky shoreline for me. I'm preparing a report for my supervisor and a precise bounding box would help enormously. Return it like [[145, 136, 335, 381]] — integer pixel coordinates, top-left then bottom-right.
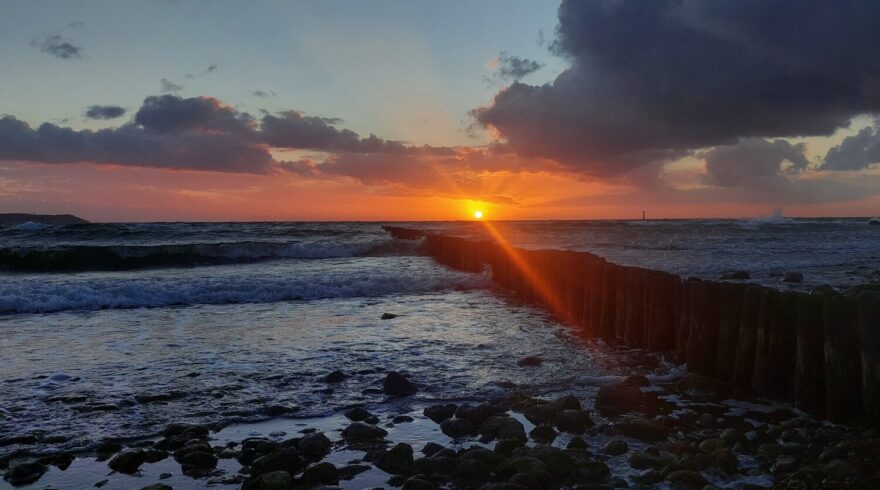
[[3, 369, 880, 489]]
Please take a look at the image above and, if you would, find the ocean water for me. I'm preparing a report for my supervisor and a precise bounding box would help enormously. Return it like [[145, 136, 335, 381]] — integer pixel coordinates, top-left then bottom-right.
[[0, 220, 875, 488]]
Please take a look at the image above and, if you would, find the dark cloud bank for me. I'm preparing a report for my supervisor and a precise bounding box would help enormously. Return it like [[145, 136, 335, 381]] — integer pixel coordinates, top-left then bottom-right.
[[0, 95, 450, 177], [474, 0, 880, 177]]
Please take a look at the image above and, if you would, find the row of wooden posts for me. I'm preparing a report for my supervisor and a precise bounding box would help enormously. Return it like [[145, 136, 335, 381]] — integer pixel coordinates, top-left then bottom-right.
[[382, 226, 880, 426]]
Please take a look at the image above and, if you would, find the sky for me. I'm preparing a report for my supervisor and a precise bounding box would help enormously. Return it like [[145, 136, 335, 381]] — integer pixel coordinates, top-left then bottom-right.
[[1, 0, 880, 221]]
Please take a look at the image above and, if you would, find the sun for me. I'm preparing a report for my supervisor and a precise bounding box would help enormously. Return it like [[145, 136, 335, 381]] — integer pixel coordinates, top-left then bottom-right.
[[473, 210, 484, 219]]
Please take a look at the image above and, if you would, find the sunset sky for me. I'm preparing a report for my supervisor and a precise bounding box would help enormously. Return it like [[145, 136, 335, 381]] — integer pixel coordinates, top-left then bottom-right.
[[2, 0, 880, 221]]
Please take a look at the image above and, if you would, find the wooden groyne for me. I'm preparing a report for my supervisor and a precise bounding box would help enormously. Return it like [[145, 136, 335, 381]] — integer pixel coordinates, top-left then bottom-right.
[[382, 226, 880, 425]]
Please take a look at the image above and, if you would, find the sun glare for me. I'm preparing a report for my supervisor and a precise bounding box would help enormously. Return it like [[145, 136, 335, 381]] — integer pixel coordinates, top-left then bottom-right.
[[473, 210, 484, 220]]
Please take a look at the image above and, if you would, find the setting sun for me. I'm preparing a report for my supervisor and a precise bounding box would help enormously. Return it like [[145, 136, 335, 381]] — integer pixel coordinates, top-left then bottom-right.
[[473, 210, 484, 219]]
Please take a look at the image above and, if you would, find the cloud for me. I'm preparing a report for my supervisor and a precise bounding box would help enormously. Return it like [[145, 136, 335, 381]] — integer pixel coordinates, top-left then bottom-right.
[[703, 138, 810, 187], [823, 124, 880, 170], [0, 95, 456, 176], [160, 78, 183, 93], [493, 52, 543, 81], [474, 0, 880, 177], [134, 95, 253, 134], [84, 105, 126, 120], [253, 90, 277, 98], [32, 33, 82, 59], [0, 115, 273, 173]]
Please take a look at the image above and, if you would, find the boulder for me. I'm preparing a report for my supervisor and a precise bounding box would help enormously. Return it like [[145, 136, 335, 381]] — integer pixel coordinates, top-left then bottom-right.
[[440, 418, 477, 438], [529, 425, 557, 444], [300, 462, 339, 486], [383, 371, 417, 397], [481, 415, 526, 441], [553, 410, 594, 434], [322, 370, 345, 383], [595, 385, 644, 416], [423, 404, 457, 423], [341, 422, 387, 443], [381, 313, 399, 320], [108, 449, 147, 474], [615, 418, 669, 442], [298, 432, 331, 461], [2, 462, 48, 486], [601, 439, 628, 456], [516, 356, 542, 367], [258, 470, 294, 490], [376, 443, 414, 475]]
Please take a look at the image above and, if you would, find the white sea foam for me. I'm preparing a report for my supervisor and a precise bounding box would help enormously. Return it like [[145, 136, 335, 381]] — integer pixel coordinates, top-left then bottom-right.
[[0, 257, 490, 314]]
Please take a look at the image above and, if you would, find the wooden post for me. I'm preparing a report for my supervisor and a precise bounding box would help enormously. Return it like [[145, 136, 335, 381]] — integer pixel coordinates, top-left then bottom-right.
[[793, 291, 826, 417], [733, 285, 764, 394], [685, 279, 721, 376], [854, 289, 880, 425], [715, 282, 745, 382], [821, 291, 862, 423]]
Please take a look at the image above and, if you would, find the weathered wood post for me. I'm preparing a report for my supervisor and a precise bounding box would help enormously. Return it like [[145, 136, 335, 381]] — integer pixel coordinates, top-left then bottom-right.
[[675, 279, 692, 362], [854, 288, 879, 425], [794, 291, 826, 417], [821, 291, 862, 423], [733, 285, 764, 394], [599, 264, 618, 341], [751, 288, 778, 398], [715, 282, 745, 382], [624, 268, 646, 346], [685, 279, 721, 376]]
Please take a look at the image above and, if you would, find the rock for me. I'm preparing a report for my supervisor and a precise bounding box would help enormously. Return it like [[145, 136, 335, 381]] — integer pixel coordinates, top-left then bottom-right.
[[508, 470, 553, 489], [423, 404, 457, 423], [257, 470, 294, 490], [618, 375, 651, 387], [823, 459, 859, 481], [698, 438, 726, 452], [402, 477, 438, 490], [301, 462, 339, 486], [383, 371, 417, 397], [572, 458, 610, 482], [413, 456, 459, 476], [601, 439, 628, 456], [322, 370, 346, 383], [665, 470, 709, 489], [455, 403, 499, 427], [249, 448, 302, 477], [376, 443, 414, 475], [0, 434, 38, 447], [615, 418, 669, 442], [529, 425, 557, 444], [549, 394, 583, 412], [522, 404, 556, 425], [95, 479, 109, 487], [721, 271, 751, 280], [516, 356, 542, 367], [393, 415, 414, 423], [344, 407, 375, 422], [339, 463, 370, 480], [629, 450, 667, 470], [421, 442, 445, 456], [440, 418, 477, 438], [453, 459, 494, 484], [3, 461, 48, 486], [341, 422, 387, 443], [711, 448, 739, 474], [481, 416, 527, 441], [298, 432, 332, 461], [495, 438, 525, 456], [567, 437, 588, 450], [783, 272, 804, 283], [381, 313, 398, 320], [772, 455, 799, 475], [553, 410, 594, 434], [108, 449, 147, 474], [95, 441, 124, 460], [139, 485, 173, 490], [595, 385, 645, 416], [178, 449, 218, 474], [697, 413, 716, 429]]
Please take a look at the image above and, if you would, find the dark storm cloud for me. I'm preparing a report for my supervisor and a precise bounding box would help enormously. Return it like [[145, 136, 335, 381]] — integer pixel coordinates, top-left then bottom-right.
[[495, 52, 543, 81], [0, 95, 454, 175], [84, 105, 126, 120], [823, 124, 880, 171], [0, 115, 273, 173], [703, 139, 810, 187], [134, 95, 253, 134], [160, 78, 183, 93], [32, 33, 82, 59], [474, 0, 880, 177]]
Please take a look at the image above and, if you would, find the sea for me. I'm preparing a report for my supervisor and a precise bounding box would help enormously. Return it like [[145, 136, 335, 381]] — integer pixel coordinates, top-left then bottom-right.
[[1, 218, 877, 488]]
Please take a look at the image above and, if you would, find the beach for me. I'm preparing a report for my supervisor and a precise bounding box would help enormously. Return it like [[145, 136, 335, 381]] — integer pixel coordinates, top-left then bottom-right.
[[2, 220, 880, 489]]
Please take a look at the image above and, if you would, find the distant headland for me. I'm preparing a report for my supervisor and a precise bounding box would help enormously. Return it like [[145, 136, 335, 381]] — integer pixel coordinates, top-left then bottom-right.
[[0, 213, 89, 226]]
